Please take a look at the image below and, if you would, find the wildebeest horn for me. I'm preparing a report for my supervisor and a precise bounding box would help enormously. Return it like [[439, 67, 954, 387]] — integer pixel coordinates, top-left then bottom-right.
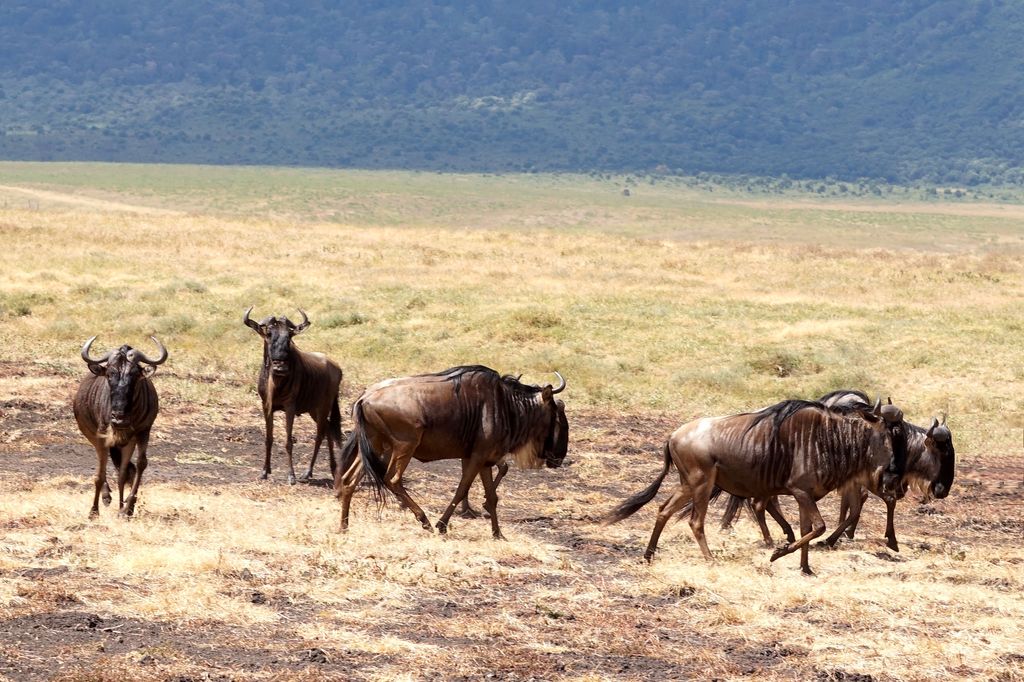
[[81, 336, 113, 365], [243, 305, 262, 331], [135, 336, 168, 365], [291, 309, 311, 334], [551, 371, 566, 394], [926, 417, 939, 439], [872, 397, 882, 416]]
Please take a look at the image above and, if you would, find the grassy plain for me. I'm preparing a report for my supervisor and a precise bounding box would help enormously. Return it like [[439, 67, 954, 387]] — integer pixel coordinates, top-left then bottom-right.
[[0, 162, 1022, 681]]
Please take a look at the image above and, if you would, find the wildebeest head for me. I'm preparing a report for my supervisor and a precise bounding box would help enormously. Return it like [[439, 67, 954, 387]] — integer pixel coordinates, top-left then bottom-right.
[[81, 336, 167, 427], [244, 306, 310, 377], [541, 372, 569, 468], [875, 397, 909, 498], [920, 415, 955, 499]]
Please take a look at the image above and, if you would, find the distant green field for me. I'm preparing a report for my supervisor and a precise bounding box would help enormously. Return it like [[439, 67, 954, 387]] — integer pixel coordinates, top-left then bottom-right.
[[1, 162, 1022, 458]]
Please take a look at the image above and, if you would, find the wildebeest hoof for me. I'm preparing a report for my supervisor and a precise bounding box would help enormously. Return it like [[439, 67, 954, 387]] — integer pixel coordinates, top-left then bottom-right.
[[492, 532, 506, 541], [300, 470, 313, 481], [801, 567, 816, 576], [643, 550, 655, 563], [770, 546, 790, 562], [435, 522, 448, 534], [259, 471, 270, 481], [886, 538, 900, 552], [288, 475, 297, 485]]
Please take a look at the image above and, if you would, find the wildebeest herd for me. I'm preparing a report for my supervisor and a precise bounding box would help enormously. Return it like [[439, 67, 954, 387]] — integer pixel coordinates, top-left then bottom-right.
[[72, 309, 955, 574]]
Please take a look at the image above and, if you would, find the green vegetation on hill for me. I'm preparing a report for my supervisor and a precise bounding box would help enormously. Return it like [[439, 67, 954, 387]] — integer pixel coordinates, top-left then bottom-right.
[[2, 1, 1023, 183]]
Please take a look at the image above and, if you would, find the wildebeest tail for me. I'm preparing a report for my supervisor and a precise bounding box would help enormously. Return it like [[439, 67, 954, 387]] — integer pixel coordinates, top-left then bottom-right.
[[352, 401, 391, 509], [108, 446, 136, 484], [719, 492, 744, 529], [603, 442, 672, 525], [329, 399, 343, 448]]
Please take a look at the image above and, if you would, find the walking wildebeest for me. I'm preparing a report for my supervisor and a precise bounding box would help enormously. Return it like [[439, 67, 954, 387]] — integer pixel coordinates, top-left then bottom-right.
[[73, 336, 167, 517], [334, 365, 569, 539], [604, 397, 907, 574], [244, 306, 344, 484], [719, 391, 955, 552]]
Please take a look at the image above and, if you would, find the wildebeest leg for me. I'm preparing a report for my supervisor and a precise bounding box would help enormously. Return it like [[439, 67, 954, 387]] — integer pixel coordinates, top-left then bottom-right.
[[303, 415, 326, 481], [643, 487, 691, 562], [261, 410, 274, 480], [382, 447, 433, 530], [770, 490, 825, 575], [101, 479, 112, 506], [436, 459, 485, 535], [846, 488, 870, 539], [122, 433, 148, 517], [336, 457, 363, 532], [883, 497, 899, 551], [764, 496, 795, 543], [284, 410, 297, 485], [90, 443, 109, 517], [479, 465, 504, 540], [750, 497, 775, 547], [686, 469, 717, 560], [461, 460, 509, 518], [824, 488, 864, 548], [457, 460, 485, 518], [115, 441, 134, 512]]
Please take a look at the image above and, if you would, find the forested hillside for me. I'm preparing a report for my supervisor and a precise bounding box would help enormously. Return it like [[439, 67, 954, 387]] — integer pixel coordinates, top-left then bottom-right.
[[1, 1, 1022, 183]]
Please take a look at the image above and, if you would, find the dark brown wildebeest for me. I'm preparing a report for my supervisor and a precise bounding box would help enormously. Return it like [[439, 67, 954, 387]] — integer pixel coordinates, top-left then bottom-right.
[[244, 306, 343, 484], [73, 336, 167, 517], [604, 398, 907, 574], [825, 414, 954, 550], [334, 365, 569, 539], [719, 390, 956, 552]]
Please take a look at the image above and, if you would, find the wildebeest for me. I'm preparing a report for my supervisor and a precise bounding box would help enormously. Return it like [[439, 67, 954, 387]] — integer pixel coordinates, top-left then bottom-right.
[[604, 397, 907, 574], [73, 336, 167, 517], [244, 307, 344, 484], [826, 414, 954, 550], [334, 365, 569, 539], [719, 390, 955, 552]]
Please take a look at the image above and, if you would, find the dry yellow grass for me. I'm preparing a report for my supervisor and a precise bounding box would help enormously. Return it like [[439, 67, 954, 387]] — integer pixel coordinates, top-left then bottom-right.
[[1, 164, 1023, 680]]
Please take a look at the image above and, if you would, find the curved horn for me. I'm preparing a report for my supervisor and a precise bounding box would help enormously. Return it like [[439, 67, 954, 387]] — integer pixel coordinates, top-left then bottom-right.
[[926, 417, 938, 439], [872, 397, 882, 417], [887, 396, 893, 405], [941, 412, 947, 426], [81, 336, 113, 365], [293, 308, 311, 334], [243, 305, 262, 332], [550, 371, 566, 394], [135, 336, 168, 366]]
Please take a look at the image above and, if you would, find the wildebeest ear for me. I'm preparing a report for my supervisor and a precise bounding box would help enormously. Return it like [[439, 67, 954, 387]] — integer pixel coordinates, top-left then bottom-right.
[[87, 362, 106, 376], [542, 385, 554, 402], [142, 364, 158, 378]]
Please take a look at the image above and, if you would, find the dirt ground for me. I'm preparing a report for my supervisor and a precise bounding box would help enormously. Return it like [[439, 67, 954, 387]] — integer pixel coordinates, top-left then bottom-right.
[[1, 372, 1022, 681]]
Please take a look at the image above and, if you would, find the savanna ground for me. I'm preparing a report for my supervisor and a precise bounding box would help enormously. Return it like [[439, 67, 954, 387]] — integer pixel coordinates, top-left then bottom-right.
[[0, 162, 1022, 681]]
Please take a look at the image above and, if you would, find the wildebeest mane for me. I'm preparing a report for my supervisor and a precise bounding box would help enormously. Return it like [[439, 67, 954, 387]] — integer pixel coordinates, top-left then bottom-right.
[[818, 389, 871, 406], [414, 365, 544, 395]]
